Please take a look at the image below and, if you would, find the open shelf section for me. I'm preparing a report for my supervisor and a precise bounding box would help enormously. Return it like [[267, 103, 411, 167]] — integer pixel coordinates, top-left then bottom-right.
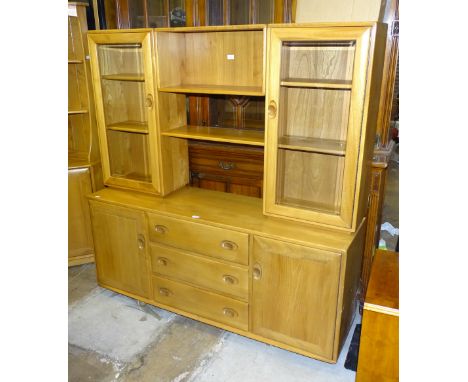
[[280, 78, 352, 90], [69, 109, 88, 115], [158, 84, 264, 96], [102, 73, 145, 82], [161, 125, 264, 146], [278, 136, 346, 156], [68, 59, 84, 64], [107, 121, 149, 134]]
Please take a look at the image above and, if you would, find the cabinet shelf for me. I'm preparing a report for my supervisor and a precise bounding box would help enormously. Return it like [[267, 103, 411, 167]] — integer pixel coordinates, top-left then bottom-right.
[[280, 78, 352, 90], [158, 84, 264, 96], [102, 73, 145, 82], [68, 59, 84, 64], [68, 109, 88, 115], [278, 136, 346, 156], [162, 125, 264, 146], [112, 172, 152, 183], [107, 121, 148, 134]]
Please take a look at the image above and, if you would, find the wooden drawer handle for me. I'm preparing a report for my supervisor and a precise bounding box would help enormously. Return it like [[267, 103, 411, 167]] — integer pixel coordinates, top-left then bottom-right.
[[222, 274, 238, 285], [253, 263, 262, 280], [154, 225, 168, 234], [218, 161, 236, 170], [222, 307, 238, 318], [220, 240, 238, 251], [145, 94, 154, 108], [159, 287, 172, 297], [137, 234, 145, 250], [268, 100, 277, 119], [157, 257, 168, 266]]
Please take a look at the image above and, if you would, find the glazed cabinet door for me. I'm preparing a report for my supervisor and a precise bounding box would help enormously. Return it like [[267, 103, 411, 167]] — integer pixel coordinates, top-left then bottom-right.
[[251, 236, 341, 359], [88, 30, 161, 194], [264, 26, 372, 230], [90, 201, 151, 299]]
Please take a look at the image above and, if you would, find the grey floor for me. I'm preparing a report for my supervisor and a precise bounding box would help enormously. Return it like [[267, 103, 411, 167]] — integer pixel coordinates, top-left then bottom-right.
[[69, 149, 398, 382]]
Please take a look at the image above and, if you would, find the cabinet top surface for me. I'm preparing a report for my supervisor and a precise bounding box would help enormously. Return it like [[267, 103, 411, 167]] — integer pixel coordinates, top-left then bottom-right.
[[89, 187, 358, 252], [365, 249, 399, 312]]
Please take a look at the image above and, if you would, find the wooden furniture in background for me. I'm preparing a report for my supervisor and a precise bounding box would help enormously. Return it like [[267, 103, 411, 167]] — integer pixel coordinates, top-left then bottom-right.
[[357, 249, 399, 381], [68, 2, 103, 266], [86, 23, 385, 363]]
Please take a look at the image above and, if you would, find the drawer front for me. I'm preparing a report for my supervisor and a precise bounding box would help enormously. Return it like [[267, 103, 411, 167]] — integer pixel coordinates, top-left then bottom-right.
[[153, 276, 248, 331], [150, 243, 249, 300], [148, 214, 249, 265]]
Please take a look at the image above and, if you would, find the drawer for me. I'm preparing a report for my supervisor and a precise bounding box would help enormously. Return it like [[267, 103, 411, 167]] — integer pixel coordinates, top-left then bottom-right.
[[150, 243, 249, 300], [153, 276, 248, 331], [147, 213, 249, 265]]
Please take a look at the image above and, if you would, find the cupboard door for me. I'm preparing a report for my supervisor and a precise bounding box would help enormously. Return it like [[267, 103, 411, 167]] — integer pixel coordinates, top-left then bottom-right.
[[88, 31, 161, 194], [68, 168, 94, 261], [90, 202, 150, 299], [264, 26, 372, 229], [251, 236, 341, 359]]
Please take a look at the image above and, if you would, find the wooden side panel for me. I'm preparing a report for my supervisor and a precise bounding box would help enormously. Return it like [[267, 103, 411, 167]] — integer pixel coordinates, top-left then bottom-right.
[[89, 202, 151, 299], [68, 168, 94, 261], [251, 236, 341, 359]]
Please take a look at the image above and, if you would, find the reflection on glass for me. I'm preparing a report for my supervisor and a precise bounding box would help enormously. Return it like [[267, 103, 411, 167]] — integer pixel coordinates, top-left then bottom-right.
[[147, 0, 168, 27], [207, 0, 223, 25], [257, 0, 274, 23], [128, 0, 146, 28], [169, 0, 186, 26], [230, 1, 249, 25]]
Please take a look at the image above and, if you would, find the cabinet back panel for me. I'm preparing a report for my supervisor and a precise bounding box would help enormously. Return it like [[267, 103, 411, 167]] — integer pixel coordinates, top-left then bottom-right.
[[281, 43, 355, 82], [277, 149, 344, 214], [97, 45, 144, 76], [279, 87, 350, 141], [68, 64, 89, 111], [68, 15, 84, 60], [158, 31, 264, 88], [101, 80, 147, 125], [68, 114, 91, 155], [107, 130, 152, 182]]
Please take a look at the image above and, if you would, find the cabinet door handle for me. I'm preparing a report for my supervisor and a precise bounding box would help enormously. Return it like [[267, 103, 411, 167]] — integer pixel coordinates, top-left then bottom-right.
[[218, 161, 236, 170], [154, 225, 168, 234], [220, 240, 238, 251], [159, 287, 172, 297], [157, 257, 168, 266], [222, 274, 238, 285], [145, 94, 154, 108], [268, 100, 277, 119], [222, 307, 238, 318], [137, 234, 145, 250], [253, 263, 262, 280]]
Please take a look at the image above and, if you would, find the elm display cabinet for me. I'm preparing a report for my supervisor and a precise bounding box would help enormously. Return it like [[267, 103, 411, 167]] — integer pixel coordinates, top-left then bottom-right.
[[87, 23, 386, 363]]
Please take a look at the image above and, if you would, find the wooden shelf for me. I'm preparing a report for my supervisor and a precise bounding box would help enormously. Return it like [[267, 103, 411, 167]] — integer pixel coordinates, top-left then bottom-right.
[[112, 172, 152, 183], [280, 78, 352, 90], [107, 121, 149, 134], [68, 59, 84, 64], [158, 84, 264, 96], [68, 109, 88, 115], [102, 73, 145, 82], [278, 136, 346, 156], [162, 126, 264, 146]]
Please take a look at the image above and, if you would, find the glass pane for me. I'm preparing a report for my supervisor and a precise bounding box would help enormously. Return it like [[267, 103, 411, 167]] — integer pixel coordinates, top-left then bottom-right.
[[169, 0, 186, 27], [128, 0, 146, 28], [207, 0, 223, 25], [230, 1, 249, 25], [281, 41, 355, 82], [276, 149, 344, 214], [256, 0, 274, 23], [107, 130, 152, 182], [147, 0, 168, 27]]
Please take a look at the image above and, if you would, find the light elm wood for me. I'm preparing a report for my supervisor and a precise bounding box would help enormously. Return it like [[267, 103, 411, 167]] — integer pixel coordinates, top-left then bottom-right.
[[150, 243, 249, 300], [152, 275, 249, 331], [89, 201, 151, 299], [251, 236, 341, 359]]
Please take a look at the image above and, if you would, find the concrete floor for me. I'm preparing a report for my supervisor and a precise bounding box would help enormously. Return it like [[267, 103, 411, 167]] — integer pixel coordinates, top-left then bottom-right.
[[69, 154, 398, 382]]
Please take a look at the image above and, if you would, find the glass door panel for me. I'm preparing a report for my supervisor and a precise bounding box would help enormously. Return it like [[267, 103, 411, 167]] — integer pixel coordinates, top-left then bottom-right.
[[148, 0, 168, 27]]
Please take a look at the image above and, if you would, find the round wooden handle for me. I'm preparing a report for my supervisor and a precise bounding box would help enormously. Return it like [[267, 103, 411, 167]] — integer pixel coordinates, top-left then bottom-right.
[[222, 307, 238, 318], [145, 94, 154, 108], [222, 274, 238, 285], [220, 240, 238, 251], [159, 287, 172, 297], [157, 257, 168, 266], [253, 263, 262, 280], [154, 225, 168, 234], [137, 234, 145, 250], [268, 100, 277, 118]]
